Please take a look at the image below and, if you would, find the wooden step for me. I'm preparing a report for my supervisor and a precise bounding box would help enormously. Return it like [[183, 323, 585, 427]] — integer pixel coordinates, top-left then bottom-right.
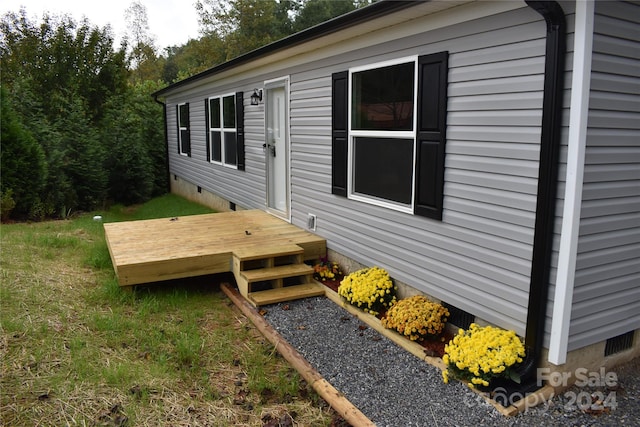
[[241, 263, 313, 283], [248, 283, 325, 306], [233, 244, 303, 261]]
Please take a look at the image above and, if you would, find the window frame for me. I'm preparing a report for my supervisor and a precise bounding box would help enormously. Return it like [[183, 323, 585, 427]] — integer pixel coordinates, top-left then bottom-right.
[[207, 93, 238, 169], [347, 56, 419, 214]]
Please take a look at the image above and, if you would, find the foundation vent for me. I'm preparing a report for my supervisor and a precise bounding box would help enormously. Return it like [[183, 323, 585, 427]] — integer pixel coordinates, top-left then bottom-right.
[[604, 331, 634, 356], [443, 303, 474, 330]]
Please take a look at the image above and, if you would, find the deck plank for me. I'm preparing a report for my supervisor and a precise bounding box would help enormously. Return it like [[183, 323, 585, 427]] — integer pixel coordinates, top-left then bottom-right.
[[248, 283, 325, 306], [241, 264, 313, 282], [104, 210, 326, 286]]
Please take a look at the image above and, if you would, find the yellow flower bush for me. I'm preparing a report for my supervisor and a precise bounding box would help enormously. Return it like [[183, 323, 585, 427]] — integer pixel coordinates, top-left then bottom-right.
[[381, 295, 449, 341], [338, 266, 397, 316], [443, 323, 525, 388]]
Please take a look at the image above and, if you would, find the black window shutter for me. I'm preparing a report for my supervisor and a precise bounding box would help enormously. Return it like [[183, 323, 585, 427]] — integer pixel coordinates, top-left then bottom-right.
[[184, 102, 191, 157], [331, 71, 348, 196], [236, 91, 245, 170], [204, 99, 210, 161], [415, 52, 448, 219]]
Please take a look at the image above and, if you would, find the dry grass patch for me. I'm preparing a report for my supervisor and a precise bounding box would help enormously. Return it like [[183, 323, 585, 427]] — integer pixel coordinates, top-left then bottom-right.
[[1, 199, 344, 426]]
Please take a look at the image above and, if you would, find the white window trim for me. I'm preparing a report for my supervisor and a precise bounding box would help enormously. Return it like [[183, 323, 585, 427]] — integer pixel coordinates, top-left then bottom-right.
[[347, 56, 418, 213], [178, 102, 189, 156], [208, 93, 238, 169]]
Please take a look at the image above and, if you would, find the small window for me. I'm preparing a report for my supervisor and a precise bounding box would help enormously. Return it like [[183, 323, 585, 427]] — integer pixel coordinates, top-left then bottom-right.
[[208, 94, 238, 167], [177, 103, 190, 156]]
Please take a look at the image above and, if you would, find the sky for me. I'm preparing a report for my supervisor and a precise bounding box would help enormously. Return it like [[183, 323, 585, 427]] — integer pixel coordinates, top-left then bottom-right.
[[1, 0, 201, 49]]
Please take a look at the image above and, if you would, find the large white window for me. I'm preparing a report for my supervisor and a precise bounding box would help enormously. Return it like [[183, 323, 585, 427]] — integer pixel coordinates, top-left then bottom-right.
[[207, 94, 238, 167]]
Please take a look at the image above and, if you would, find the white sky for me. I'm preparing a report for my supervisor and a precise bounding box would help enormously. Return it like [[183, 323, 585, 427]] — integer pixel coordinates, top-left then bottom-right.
[[1, 0, 201, 50]]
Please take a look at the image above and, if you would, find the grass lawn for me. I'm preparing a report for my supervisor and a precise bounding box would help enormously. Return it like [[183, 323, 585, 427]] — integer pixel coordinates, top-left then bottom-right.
[[0, 194, 337, 426]]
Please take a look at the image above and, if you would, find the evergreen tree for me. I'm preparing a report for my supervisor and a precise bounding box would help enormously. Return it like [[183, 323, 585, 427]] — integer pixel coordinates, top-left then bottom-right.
[[101, 80, 166, 204], [1, 10, 127, 217], [0, 85, 47, 219]]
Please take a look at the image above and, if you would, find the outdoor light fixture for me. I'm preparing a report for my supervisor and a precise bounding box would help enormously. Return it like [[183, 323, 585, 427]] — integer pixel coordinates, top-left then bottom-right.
[[250, 88, 262, 105]]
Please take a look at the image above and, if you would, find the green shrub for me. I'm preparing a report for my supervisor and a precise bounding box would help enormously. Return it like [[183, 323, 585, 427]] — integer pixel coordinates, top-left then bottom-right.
[[0, 189, 16, 221]]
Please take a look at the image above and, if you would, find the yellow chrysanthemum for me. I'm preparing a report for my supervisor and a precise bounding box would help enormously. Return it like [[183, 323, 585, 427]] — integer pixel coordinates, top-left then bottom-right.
[[381, 295, 449, 341], [442, 323, 525, 387], [338, 267, 397, 316]]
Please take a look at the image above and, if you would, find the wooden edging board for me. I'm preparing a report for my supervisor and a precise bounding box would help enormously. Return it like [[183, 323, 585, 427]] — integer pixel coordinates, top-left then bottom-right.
[[220, 283, 375, 427]]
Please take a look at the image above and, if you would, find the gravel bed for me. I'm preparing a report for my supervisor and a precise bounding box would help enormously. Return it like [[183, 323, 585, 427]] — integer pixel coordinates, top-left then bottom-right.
[[263, 296, 639, 427]]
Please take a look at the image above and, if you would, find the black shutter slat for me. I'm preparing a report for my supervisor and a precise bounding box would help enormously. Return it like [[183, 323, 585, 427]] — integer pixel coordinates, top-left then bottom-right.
[[236, 91, 245, 170], [331, 71, 348, 196], [204, 99, 210, 161], [415, 52, 448, 219], [176, 105, 181, 154]]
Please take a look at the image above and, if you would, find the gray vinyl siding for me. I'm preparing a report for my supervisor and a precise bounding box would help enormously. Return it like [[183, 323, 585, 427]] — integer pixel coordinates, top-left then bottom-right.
[[290, 4, 547, 336], [567, 0, 640, 351], [166, 86, 267, 210]]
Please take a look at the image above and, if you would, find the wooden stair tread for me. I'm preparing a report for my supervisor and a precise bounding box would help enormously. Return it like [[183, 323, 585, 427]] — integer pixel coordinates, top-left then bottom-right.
[[248, 283, 325, 306], [241, 264, 313, 282], [233, 244, 303, 261]]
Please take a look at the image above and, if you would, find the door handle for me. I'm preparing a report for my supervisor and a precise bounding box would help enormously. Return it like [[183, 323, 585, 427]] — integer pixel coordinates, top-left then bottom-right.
[[263, 143, 276, 157]]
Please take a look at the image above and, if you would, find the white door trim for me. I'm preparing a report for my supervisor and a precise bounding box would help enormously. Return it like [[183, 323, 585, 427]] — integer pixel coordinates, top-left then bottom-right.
[[264, 76, 291, 221]]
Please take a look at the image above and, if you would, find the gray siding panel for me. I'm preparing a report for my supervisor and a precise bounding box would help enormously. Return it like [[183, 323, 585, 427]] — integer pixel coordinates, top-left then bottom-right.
[[449, 92, 543, 111], [567, 0, 640, 351], [289, 5, 547, 335], [574, 258, 640, 292]]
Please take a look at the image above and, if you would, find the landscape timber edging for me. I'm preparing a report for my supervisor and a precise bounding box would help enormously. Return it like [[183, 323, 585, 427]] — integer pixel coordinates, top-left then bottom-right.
[[220, 283, 375, 427]]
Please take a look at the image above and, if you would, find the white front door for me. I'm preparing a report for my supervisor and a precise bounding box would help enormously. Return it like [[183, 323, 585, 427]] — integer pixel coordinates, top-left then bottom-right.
[[265, 79, 290, 218]]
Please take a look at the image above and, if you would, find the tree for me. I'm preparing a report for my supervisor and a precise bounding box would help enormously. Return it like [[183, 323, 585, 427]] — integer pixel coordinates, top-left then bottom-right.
[[292, 0, 359, 33], [125, 1, 160, 83], [192, 0, 373, 64], [1, 10, 127, 217], [1, 10, 128, 124], [162, 34, 227, 83], [0, 85, 46, 219], [195, 0, 293, 60], [101, 80, 166, 204]]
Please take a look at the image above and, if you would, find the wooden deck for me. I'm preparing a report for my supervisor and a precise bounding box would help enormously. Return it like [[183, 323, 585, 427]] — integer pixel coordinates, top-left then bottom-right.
[[104, 210, 327, 298]]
